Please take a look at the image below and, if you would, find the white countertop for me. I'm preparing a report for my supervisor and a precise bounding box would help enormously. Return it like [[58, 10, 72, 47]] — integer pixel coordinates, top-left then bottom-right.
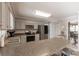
[[0, 37, 69, 56]]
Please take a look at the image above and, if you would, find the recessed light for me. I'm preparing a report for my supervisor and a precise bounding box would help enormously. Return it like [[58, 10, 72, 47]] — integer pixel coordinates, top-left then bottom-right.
[[35, 10, 51, 17]]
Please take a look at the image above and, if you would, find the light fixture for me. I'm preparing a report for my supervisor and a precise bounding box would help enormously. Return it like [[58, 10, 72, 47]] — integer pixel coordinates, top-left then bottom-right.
[[35, 10, 51, 17]]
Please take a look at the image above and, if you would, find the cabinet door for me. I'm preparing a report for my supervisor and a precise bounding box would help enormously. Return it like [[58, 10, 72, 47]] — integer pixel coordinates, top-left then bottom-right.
[[35, 34, 39, 41], [20, 36, 26, 43]]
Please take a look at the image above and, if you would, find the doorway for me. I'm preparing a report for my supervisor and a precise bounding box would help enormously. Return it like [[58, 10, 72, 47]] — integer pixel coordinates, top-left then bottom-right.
[[44, 25, 48, 39], [68, 22, 78, 46]]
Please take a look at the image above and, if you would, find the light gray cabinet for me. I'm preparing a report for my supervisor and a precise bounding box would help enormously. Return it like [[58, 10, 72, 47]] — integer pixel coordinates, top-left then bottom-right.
[[20, 35, 26, 43], [35, 34, 39, 41]]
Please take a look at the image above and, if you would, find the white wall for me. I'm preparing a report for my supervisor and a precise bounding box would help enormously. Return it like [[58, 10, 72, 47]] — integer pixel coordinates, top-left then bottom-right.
[[2, 2, 15, 29], [2, 2, 10, 29], [49, 23, 56, 39], [0, 3, 2, 38], [0, 3, 2, 26]]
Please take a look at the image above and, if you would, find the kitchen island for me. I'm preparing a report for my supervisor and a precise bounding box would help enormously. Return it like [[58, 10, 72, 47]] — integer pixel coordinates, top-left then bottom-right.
[[0, 37, 69, 56]]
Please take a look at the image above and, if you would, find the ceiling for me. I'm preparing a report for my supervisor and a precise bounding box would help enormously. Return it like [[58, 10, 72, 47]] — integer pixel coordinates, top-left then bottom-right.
[[11, 2, 79, 22]]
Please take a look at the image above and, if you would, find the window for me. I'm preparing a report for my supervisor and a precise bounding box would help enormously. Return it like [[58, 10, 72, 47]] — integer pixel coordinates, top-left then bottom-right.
[[70, 24, 78, 32], [76, 25, 78, 31]]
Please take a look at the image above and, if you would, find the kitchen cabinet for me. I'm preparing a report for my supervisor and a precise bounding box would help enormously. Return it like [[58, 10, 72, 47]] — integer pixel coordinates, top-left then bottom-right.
[[20, 35, 26, 43], [35, 34, 39, 41]]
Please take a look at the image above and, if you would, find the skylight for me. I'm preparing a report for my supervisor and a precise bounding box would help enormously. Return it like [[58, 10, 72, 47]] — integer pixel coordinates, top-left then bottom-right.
[[35, 10, 51, 17]]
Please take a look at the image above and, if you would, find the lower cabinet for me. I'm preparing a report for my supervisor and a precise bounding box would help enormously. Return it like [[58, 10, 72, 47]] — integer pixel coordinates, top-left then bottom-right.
[[35, 34, 39, 41], [8, 34, 40, 44], [20, 35, 26, 43]]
